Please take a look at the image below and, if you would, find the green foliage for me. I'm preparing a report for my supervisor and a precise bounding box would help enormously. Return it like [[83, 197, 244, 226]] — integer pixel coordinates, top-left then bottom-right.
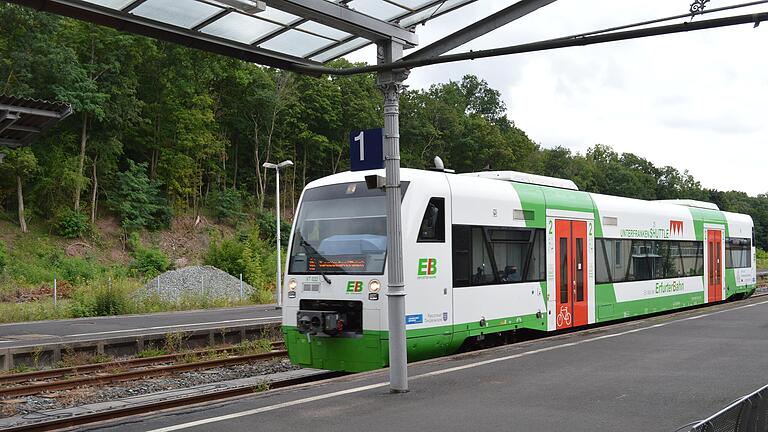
[[209, 188, 245, 222], [128, 236, 170, 278], [256, 211, 291, 248], [204, 234, 246, 277], [70, 280, 132, 317], [757, 249, 768, 269], [56, 209, 90, 238], [0, 241, 7, 273], [137, 348, 167, 358], [108, 161, 171, 232]]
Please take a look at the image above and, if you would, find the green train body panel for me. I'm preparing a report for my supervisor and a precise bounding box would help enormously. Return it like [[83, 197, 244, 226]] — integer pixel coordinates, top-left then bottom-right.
[[282, 169, 757, 373]]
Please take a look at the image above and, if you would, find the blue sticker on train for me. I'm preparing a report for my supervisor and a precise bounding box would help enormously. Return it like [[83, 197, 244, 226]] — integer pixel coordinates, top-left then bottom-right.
[[405, 314, 423, 325]]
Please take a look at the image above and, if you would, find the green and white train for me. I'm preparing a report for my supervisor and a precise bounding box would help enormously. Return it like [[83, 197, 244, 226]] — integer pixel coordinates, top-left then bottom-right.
[[281, 168, 757, 372]]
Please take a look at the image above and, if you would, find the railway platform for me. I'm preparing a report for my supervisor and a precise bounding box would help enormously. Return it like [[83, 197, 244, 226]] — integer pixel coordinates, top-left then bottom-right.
[[92, 296, 768, 432], [0, 306, 281, 370]]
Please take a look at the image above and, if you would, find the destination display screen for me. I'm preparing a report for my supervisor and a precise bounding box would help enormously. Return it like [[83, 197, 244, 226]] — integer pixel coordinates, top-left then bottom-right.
[[308, 257, 367, 272]]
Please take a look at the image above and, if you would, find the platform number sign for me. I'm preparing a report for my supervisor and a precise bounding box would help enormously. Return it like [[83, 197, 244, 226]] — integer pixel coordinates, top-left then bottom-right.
[[349, 128, 384, 171]]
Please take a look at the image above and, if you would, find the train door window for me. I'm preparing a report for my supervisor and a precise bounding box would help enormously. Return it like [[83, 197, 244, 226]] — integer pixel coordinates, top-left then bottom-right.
[[471, 227, 495, 285], [615, 240, 622, 267], [452, 225, 471, 287], [575, 238, 584, 301], [559, 237, 568, 303], [418, 198, 445, 243]]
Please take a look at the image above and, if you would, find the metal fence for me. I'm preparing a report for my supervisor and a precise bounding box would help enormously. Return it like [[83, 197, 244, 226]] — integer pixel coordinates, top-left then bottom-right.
[[689, 384, 768, 432]]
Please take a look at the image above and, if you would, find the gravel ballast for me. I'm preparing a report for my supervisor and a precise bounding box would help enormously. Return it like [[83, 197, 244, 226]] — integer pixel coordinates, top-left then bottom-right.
[[142, 265, 256, 302], [1, 359, 299, 418]]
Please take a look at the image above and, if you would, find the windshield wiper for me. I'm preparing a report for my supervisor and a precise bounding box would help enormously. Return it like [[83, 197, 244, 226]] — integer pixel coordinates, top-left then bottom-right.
[[298, 234, 332, 285]]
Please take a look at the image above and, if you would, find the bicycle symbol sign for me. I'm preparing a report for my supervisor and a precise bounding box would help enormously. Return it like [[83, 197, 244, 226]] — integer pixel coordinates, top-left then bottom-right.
[[557, 304, 572, 327]]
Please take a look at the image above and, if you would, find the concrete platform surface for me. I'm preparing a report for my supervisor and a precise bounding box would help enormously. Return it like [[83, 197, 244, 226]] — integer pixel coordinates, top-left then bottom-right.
[[89, 297, 768, 432], [0, 305, 281, 349]]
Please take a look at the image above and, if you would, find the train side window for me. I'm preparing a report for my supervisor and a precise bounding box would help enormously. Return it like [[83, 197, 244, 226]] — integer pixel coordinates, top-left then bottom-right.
[[452, 225, 471, 287], [418, 198, 445, 243]]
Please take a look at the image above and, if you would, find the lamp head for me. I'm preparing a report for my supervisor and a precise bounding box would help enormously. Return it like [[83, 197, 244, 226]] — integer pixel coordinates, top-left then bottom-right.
[[277, 160, 294, 169]]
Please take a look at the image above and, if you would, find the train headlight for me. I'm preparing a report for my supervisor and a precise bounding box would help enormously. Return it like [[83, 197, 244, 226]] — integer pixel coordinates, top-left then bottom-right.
[[288, 279, 297, 292], [368, 279, 381, 293]]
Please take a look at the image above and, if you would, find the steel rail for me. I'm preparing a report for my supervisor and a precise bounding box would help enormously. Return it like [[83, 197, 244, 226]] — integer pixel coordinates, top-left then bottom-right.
[[2, 370, 346, 432], [0, 349, 287, 398], [0, 341, 284, 386]]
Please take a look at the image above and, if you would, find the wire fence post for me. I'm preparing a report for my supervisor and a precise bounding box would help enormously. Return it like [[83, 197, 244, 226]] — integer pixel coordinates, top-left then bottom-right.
[[239, 273, 243, 300], [53, 273, 57, 307], [156, 276, 160, 297], [201, 274, 204, 297]]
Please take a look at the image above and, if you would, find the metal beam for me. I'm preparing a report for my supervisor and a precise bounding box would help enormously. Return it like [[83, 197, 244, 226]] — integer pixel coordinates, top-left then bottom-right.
[[294, 10, 768, 75], [404, 0, 557, 61], [0, 139, 22, 148], [5, 0, 319, 73], [0, 104, 61, 118], [6, 124, 41, 133], [264, 0, 418, 46]]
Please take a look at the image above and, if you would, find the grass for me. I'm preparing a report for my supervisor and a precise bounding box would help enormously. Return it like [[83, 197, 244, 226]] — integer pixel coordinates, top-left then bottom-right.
[[136, 348, 167, 358]]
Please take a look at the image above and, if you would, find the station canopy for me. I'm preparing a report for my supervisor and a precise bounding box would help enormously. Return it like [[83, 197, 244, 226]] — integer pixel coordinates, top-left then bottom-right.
[[0, 95, 73, 148], [8, 0, 494, 72]]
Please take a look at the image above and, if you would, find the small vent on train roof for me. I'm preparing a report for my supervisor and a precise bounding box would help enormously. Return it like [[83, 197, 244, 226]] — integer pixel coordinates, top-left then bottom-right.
[[655, 199, 720, 210], [461, 171, 579, 191]]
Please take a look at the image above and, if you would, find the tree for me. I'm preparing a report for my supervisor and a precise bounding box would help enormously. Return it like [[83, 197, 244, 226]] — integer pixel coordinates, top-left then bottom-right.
[[0, 147, 38, 233], [107, 160, 171, 232]]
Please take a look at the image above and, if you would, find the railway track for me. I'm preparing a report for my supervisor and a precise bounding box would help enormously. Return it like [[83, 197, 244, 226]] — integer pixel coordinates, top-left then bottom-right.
[[2, 369, 345, 432], [0, 341, 285, 398]]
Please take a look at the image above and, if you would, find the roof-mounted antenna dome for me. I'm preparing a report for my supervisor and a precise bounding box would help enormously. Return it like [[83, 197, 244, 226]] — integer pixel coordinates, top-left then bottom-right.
[[430, 156, 455, 173]]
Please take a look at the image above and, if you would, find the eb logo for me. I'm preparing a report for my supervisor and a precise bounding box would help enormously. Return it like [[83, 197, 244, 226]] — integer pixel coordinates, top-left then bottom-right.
[[417, 258, 437, 276], [346, 281, 363, 293]]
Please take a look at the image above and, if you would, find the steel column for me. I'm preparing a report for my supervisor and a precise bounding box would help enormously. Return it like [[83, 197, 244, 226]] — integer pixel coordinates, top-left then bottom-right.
[[275, 167, 283, 308], [377, 40, 409, 393]]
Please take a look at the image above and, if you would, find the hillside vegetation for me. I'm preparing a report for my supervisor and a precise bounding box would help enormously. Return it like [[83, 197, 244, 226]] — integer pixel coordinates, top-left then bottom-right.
[[0, 5, 766, 322]]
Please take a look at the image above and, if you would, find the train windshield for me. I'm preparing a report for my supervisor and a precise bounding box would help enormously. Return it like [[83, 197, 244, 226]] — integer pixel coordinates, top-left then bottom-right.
[[289, 181, 408, 275]]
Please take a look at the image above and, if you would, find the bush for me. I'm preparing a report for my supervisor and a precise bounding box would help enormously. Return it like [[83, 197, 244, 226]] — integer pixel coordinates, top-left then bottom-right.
[[128, 233, 170, 278], [758, 248, 768, 269], [256, 211, 292, 248], [56, 209, 90, 238], [204, 235, 246, 276], [70, 281, 133, 317], [209, 188, 246, 222], [131, 246, 170, 278], [0, 241, 7, 273]]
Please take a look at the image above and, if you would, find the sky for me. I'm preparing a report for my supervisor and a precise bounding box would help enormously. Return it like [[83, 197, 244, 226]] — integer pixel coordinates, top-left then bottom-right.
[[345, 0, 768, 196]]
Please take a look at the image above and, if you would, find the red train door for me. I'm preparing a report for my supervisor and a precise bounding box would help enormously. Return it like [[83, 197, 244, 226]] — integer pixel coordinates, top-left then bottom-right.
[[707, 230, 723, 302], [555, 220, 589, 329]]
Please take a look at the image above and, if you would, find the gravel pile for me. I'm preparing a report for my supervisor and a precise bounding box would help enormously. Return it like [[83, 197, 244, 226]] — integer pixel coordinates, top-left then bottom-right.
[[142, 265, 255, 302], [3, 359, 299, 417]]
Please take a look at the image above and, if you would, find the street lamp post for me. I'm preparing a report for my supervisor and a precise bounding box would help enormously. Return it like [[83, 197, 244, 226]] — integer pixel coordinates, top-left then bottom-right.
[[263, 160, 294, 309]]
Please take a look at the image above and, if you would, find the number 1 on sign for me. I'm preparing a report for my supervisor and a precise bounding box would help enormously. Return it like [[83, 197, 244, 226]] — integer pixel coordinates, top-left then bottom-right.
[[354, 131, 364, 161]]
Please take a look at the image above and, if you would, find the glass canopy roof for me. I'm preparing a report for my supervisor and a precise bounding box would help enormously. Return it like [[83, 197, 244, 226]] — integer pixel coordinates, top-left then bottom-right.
[[36, 0, 477, 67]]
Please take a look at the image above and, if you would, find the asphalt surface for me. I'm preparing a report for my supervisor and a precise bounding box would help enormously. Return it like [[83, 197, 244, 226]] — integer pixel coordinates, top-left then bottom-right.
[[90, 296, 768, 432], [0, 305, 281, 349]]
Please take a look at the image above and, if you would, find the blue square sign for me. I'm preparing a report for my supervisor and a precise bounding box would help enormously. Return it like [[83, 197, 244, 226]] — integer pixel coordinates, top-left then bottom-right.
[[350, 128, 384, 171]]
